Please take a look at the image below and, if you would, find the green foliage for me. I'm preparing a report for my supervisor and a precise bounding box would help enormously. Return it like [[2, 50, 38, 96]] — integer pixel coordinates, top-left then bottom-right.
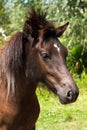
[[67, 45, 87, 76], [0, 1, 10, 26], [63, 0, 87, 75]]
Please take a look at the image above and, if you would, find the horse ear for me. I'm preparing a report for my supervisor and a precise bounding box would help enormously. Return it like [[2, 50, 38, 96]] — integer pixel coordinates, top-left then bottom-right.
[[56, 22, 69, 37]]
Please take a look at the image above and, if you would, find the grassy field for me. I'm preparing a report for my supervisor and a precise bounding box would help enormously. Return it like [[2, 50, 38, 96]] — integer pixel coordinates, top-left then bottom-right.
[[36, 73, 87, 130]]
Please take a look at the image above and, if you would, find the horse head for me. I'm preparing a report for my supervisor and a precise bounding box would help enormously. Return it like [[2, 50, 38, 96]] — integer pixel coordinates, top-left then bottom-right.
[[23, 9, 79, 104]]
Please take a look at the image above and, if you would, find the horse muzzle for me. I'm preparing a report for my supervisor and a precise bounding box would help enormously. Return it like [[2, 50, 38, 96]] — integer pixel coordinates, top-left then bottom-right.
[[57, 84, 79, 104]]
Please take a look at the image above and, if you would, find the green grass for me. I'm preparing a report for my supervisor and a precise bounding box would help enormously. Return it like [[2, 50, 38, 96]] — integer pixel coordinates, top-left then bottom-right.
[[36, 73, 87, 130]]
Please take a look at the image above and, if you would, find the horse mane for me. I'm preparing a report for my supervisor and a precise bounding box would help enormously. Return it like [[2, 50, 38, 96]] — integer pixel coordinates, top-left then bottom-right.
[[23, 9, 47, 37], [23, 8, 55, 46], [0, 32, 25, 98], [1, 32, 23, 73]]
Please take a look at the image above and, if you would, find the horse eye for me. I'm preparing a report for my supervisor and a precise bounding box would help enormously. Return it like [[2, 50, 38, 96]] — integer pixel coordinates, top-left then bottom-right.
[[41, 52, 49, 59]]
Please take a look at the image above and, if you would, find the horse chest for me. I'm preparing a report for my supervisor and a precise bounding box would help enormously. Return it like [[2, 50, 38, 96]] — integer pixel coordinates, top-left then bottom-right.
[[0, 90, 40, 130], [0, 98, 19, 128]]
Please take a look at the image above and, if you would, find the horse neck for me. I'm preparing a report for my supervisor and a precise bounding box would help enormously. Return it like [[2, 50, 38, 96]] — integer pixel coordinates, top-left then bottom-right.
[[15, 69, 38, 95]]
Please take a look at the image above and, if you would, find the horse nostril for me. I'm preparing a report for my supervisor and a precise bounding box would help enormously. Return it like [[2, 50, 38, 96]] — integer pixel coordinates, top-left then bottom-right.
[[67, 90, 73, 99]]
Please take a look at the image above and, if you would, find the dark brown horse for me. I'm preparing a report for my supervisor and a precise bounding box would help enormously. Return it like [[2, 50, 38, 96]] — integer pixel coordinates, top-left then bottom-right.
[[0, 9, 79, 130]]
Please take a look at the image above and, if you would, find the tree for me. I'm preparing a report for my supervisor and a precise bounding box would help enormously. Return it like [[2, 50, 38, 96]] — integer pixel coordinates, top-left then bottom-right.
[[61, 0, 87, 75]]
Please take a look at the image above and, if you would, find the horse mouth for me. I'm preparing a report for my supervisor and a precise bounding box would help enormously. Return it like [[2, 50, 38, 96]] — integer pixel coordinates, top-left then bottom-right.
[[58, 94, 78, 104], [44, 78, 79, 105]]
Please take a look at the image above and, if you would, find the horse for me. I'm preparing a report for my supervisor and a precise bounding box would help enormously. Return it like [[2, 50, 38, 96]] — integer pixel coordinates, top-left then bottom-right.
[[0, 9, 79, 130]]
